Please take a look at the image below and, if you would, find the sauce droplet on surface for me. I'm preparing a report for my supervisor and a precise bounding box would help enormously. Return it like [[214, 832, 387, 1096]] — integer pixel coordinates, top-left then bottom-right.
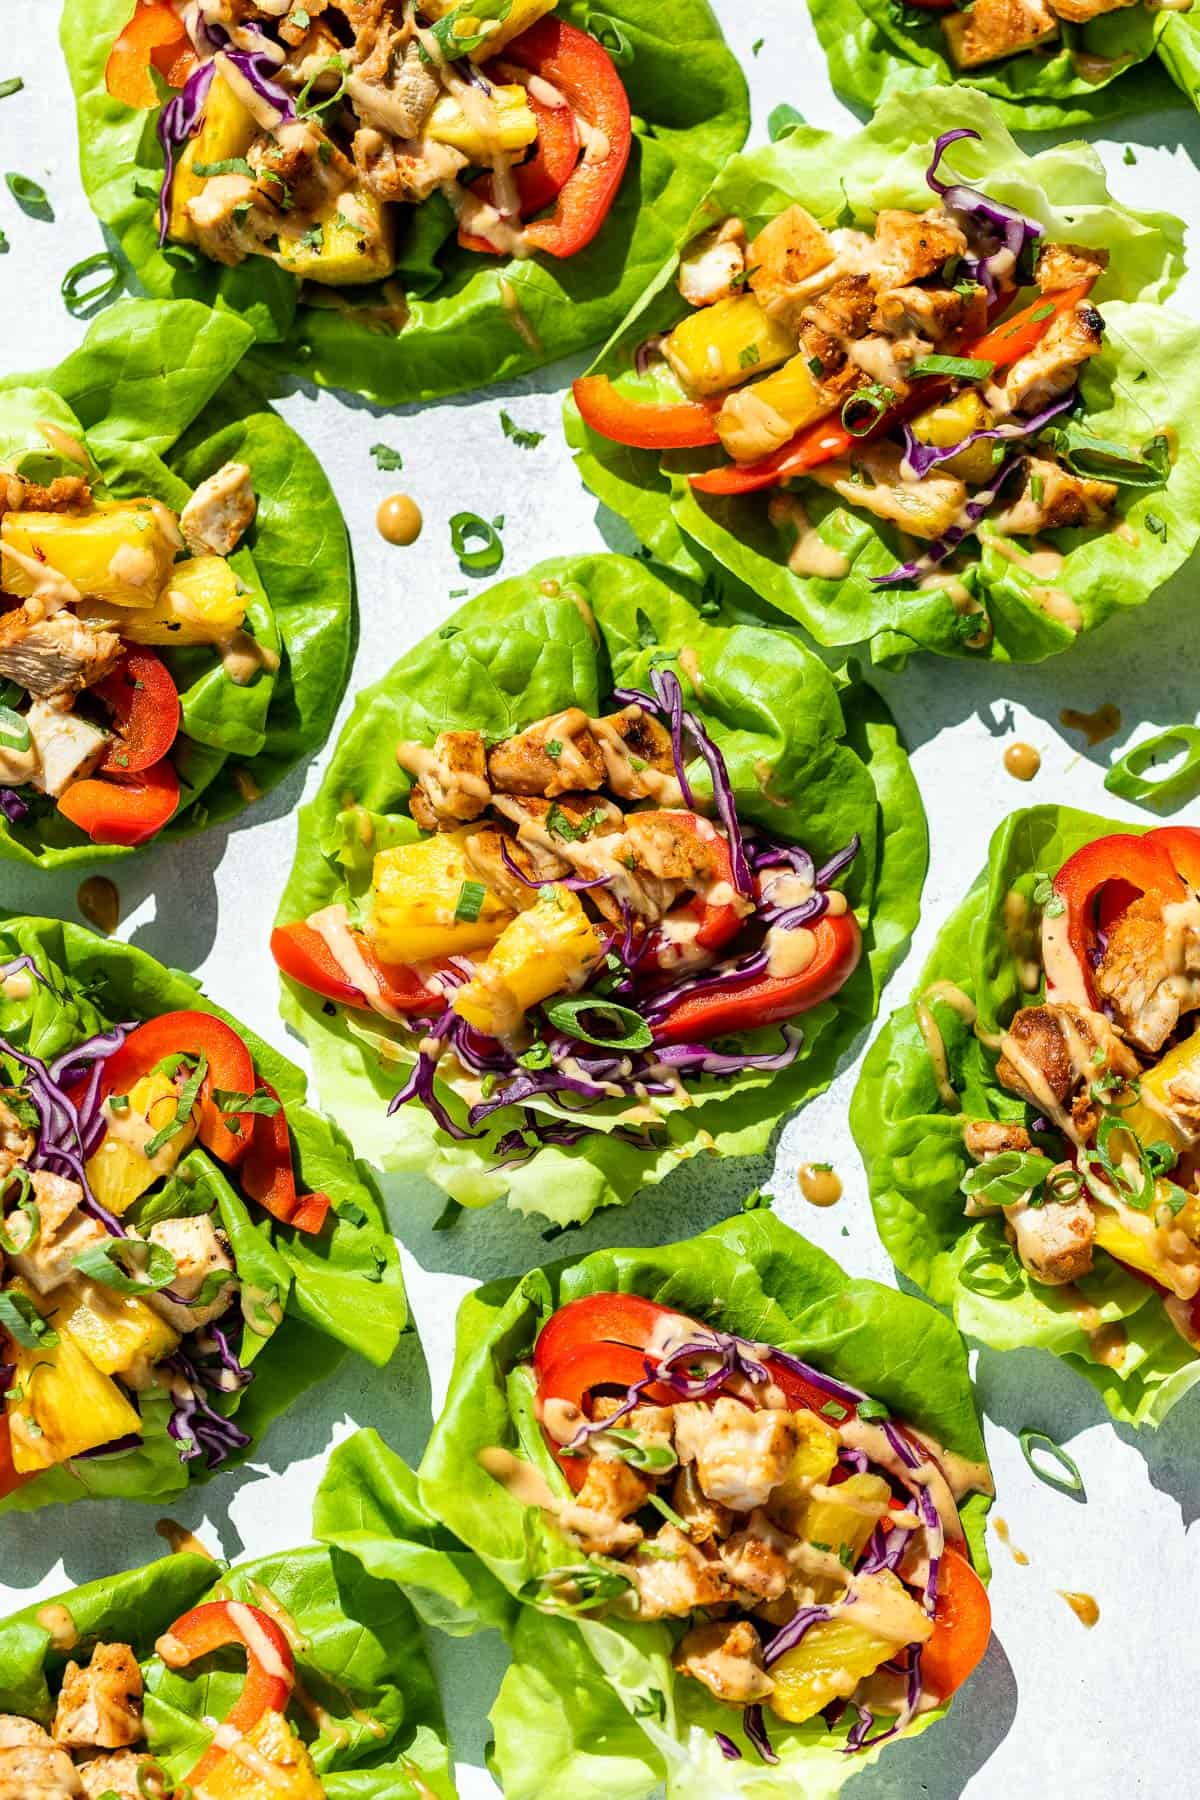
[[1060, 1590, 1099, 1628], [1060, 703, 1121, 748], [1004, 742, 1041, 782], [799, 1162, 843, 1207], [77, 875, 119, 935], [376, 493, 423, 546], [993, 1516, 1030, 1566], [156, 1517, 216, 1559]]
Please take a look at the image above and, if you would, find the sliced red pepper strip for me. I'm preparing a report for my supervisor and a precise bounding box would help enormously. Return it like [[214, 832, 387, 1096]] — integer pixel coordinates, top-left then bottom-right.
[[533, 1292, 675, 1379], [105, 0, 194, 109], [920, 1545, 992, 1701], [97, 1009, 258, 1167], [640, 813, 743, 970], [269, 922, 443, 1017], [501, 19, 631, 259], [1051, 831, 1185, 1007], [573, 374, 721, 450], [690, 416, 853, 497], [57, 757, 180, 847], [965, 278, 1096, 367], [289, 1189, 332, 1233], [96, 646, 181, 775], [167, 1599, 294, 1784], [459, 85, 581, 254], [0, 1412, 32, 1500], [237, 1077, 330, 1234], [653, 911, 862, 1044], [538, 1340, 678, 1491]]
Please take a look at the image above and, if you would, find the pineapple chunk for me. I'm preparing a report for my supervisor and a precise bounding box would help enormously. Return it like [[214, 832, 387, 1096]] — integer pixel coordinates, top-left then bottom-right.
[[192, 1707, 324, 1800], [422, 0, 558, 62], [716, 353, 835, 462], [1092, 1195, 1199, 1299], [795, 1471, 893, 1570], [269, 187, 395, 286], [1121, 1026, 1200, 1156], [85, 1071, 198, 1217], [452, 883, 604, 1039], [664, 295, 797, 398], [369, 828, 513, 964], [110, 555, 247, 649], [168, 73, 258, 246], [909, 389, 997, 486], [6, 1282, 141, 1472], [1, 501, 177, 609], [425, 84, 539, 160], [768, 1572, 931, 1725], [48, 1276, 179, 1380], [767, 1410, 840, 1537]]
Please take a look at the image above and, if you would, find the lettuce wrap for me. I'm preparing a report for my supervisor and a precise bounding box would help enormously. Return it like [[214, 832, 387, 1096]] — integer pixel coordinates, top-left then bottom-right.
[[0, 298, 352, 866], [0, 1540, 455, 1796], [0, 915, 406, 1514], [566, 89, 1200, 671], [852, 803, 1200, 1428], [274, 552, 927, 1226], [313, 1211, 994, 1800], [809, 0, 1198, 133], [62, 0, 748, 405]]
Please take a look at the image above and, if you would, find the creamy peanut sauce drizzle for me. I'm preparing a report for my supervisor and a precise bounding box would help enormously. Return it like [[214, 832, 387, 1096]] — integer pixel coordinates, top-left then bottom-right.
[[156, 1517, 216, 1559], [1003, 742, 1041, 782], [37, 420, 90, 467], [991, 1516, 1030, 1567], [35, 1603, 78, 1651], [1060, 1590, 1100, 1626], [1060, 703, 1121, 748], [798, 1162, 843, 1207], [915, 999, 962, 1112]]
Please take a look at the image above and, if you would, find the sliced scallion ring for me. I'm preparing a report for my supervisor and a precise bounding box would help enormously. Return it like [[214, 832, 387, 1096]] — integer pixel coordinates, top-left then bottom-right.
[[908, 354, 995, 381], [5, 171, 51, 219], [0, 1173, 37, 1256], [840, 384, 895, 438], [584, 9, 635, 62], [0, 706, 30, 754], [450, 511, 505, 575], [1105, 724, 1200, 815], [1019, 1428, 1085, 1498], [61, 250, 123, 318], [542, 996, 653, 1050]]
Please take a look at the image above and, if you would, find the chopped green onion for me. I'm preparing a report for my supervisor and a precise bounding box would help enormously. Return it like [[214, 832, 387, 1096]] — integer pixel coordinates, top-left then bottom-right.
[[296, 54, 349, 116], [5, 172, 51, 219], [545, 739, 563, 760], [61, 250, 124, 318], [838, 1543, 856, 1569], [420, 0, 514, 62], [1146, 512, 1168, 540], [454, 879, 487, 923], [0, 1179, 38, 1256], [369, 443, 403, 472], [0, 707, 30, 754], [856, 1397, 890, 1422], [450, 511, 504, 576], [193, 157, 255, 179], [519, 1040, 553, 1070], [545, 803, 606, 842], [211, 1087, 282, 1117], [583, 9, 635, 62], [144, 1052, 207, 1160], [0, 79, 23, 101], [601, 1427, 676, 1472], [517, 1561, 633, 1614], [647, 1492, 689, 1531], [500, 410, 544, 450], [1019, 1428, 1085, 1497], [108, 1093, 131, 1114], [0, 1289, 57, 1349], [1029, 302, 1055, 323], [1029, 473, 1045, 506], [1105, 723, 1200, 814], [841, 383, 896, 437], [72, 1237, 178, 1295], [908, 354, 995, 381], [820, 1400, 848, 1420], [737, 343, 761, 370], [959, 1243, 1024, 1299], [960, 1149, 1055, 1211], [768, 103, 805, 143], [542, 996, 653, 1051]]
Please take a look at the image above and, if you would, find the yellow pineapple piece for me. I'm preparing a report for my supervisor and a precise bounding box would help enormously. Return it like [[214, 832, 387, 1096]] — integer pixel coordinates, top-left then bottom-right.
[[664, 295, 797, 398], [85, 1071, 197, 1217], [768, 1572, 931, 1725], [452, 883, 604, 1039], [716, 353, 836, 462], [269, 187, 395, 286], [48, 1277, 179, 1381], [426, 84, 539, 158], [2, 501, 177, 609], [193, 1707, 324, 1800], [909, 389, 997, 486], [796, 1471, 893, 1568], [1121, 1025, 1200, 1156], [768, 1410, 840, 1537], [369, 828, 513, 964], [6, 1281, 142, 1472], [168, 73, 258, 246], [422, 0, 558, 61], [109, 554, 247, 648]]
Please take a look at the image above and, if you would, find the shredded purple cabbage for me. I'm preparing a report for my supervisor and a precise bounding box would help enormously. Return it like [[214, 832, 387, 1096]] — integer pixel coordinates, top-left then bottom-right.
[[165, 1347, 252, 1470], [764, 1604, 834, 1668], [744, 1703, 779, 1766], [156, 39, 295, 245], [871, 451, 1026, 587], [900, 390, 1075, 482], [926, 128, 1043, 302], [716, 1732, 742, 1762], [499, 841, 611, 893], [0, 790, 28, 824]]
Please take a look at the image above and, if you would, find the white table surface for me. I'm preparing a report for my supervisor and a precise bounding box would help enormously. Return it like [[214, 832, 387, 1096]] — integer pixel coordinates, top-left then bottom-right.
[[3, 6, 1199, 1794]]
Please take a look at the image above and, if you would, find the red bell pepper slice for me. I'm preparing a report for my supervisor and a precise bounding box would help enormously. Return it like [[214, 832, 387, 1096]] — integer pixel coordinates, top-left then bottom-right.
[[0, 1414, 32, 1500], [269, 921, 443, 1017], [1051, 829, 1193, 1006], [533, 1291, 676, 1379], [500, 19, 631, 259], [105, 0, 195, 109], [459, 86, 581, 254], [237, 1076, 331, 1234], [638, 814, 743, 970], [537, 1340, 679, 1491], [57, 757, 180, 847], [653, 911, 862, 1044], [96, 1009, 258, 1167], [966, 279, 1096, 367], [96, 646, 181, 775], [166, 1599, 294, 1784], [920, 1545, 992, 1701], [573, 375, 721, 450]]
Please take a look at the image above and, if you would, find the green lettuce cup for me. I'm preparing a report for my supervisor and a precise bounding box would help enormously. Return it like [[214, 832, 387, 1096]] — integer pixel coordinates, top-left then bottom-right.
[[566, 88, 1200, 671], [63, 0, 748, 405], [809, 0, 1197, 133], [0, 915, 406, 1515], [0, 298, 352, 867], [314, 1212, 994, 1800], [273, 552, 926, 1228], [0, 1539, 455, 1797], [852, 803, 1200, 1428]]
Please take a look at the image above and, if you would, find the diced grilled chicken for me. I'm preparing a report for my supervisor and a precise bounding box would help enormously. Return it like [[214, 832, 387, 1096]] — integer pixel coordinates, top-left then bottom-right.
[[869, 209, 968, 290], [623, 1525, 731, 1621], [673, 1397, 798, 1511], [621, 812, 719, 887], [559, 1457, 651, 1555], [872, 283, 982, 341], [796, 276, 877, 401], [963, 1118, 1034, 1161], [991, 457, 1118, 536], [0, 1098, 34, 1178], [673, 1618, 774, 1705], [26, 698, 109, 798], [248, 117, 354, 215], [810, 444, 967, 541], [347, 36, 441, 140], [0, 1741, 81, 1796], [462, 826, 552, 911], [941, 0, 1059, 67], [592, 1400, 677, 1468], [1035, 241, 1109, 294], [1006, 1186, 1095, 1286], [986, 300, 1104, 417], [747, 205, 836, 326], [591, 707, 681, 804], [187, 172, 267, 265], [995, 1003, 1139, 1141], [399, 731, 490, 829], [1095, 893, 1200, 1055], [6, 1171, 107, 1294], [0, 611, 122, 699], [145, 1216, 237, 1333], [490, 790, 624, 849], [678, 217, 747, 308], [487, 709, 605, 798], [352, 127, 466, 204], [52, 1644, 144, 1750], [720, 1509, 798, 1604], [0, 477, 91, 520], [180, 461, 257, 558], [671, 1462, 735, 1544], [1048, 0, 1136, 20], [77, 1755, 158, 1800], [0, 1718, 54, 1747]]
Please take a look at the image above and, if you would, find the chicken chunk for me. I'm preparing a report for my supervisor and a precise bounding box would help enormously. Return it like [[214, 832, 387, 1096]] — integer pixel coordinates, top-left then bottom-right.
[[963, 1118, 1034, 1161], [487, 709, 605, 798], [6, 1170, 107, 1294], [145, 1215, 237, 1333], [942, 0, 1059, 67], [0, 1741, 81, 1796], [678, 217, 747, 308], [1096, 893, 1200, 1055], [991, 457, 1118, 537], [1006, 1187, 1095, 1286], [995, 1002, 1139, 1140], [352, 127, 466, 204], [673, 1618, 774, 1705], [0, 1096, 35, 1178], [1049, 0, 1136, 21], [621, 811, 719, 888], [720, 1510, 798, 1603], [398, 731, 490, 829], [558, 1456, 650, 1555], [1035, 241, 1109, 294], [0, 611, 122, 699], [248, 118, 354, 217], [180, 462, 257, 559], [872, 283, 981, 341], [673, 1397, 798, 1512], [0, 477, 92, 520], [0, 1717, 54, 1748], [347, 36, 440, 139], [671, 1462, 735, 1544], [52, 1644, 144, 1750], [810, 443, 967, 541], [795, 276, 877, 400], [869, 209, 968, 290], [986, 300, 1104, 418], [27, 699, 110, 798], [748, 205, 836, 326], [623, 1526, 732, 1622], [591, 707, 680, 804], [77, 1755, 158, 1800], [462, 827, 546, 912], [186, 172, 266, 265]]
